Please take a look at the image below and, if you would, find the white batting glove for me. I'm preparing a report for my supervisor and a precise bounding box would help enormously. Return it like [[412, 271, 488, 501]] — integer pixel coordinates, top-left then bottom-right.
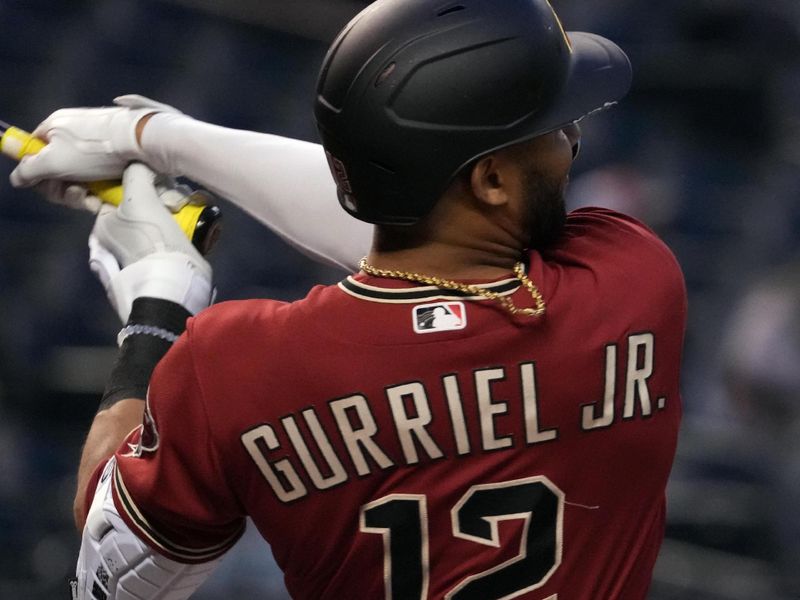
[[112, 94, 180, 114], [9, 94, 181, 201], [34, 180, 104, 213], [90, 162, 213, 323]]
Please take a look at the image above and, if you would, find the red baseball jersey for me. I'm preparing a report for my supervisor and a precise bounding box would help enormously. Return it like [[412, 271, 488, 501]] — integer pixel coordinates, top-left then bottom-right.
[[109, 208, 687, 600]]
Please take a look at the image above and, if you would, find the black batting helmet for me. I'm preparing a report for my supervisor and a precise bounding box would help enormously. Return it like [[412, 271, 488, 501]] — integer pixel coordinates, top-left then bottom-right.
[[315, 0, 632, 225]]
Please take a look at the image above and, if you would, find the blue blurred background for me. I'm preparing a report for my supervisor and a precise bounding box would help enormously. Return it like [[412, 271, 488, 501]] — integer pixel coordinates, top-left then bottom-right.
[[0, 0, 799, 598]]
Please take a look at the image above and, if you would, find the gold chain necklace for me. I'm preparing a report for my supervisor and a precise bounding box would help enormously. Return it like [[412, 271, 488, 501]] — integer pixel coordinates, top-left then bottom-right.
[[358, 258, 546, 317]]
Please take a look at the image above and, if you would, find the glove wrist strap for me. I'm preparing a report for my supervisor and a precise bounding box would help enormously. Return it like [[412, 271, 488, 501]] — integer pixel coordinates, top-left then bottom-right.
[[99, 298, 191, 411], [117, 324, 180, 347]]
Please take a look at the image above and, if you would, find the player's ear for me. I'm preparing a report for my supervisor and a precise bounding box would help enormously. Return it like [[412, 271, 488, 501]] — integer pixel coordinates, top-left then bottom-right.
[[469, 153, 513, 208]]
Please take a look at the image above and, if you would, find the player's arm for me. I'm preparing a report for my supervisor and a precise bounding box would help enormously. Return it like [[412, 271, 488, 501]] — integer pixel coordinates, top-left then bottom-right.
[[74, 399, 144, 528], [9, 95, 371, 271], [75, 159, 213, 524], [72, 163, 220, 599]]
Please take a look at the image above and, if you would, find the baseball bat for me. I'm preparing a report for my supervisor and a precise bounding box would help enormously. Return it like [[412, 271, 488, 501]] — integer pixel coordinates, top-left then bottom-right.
[[0, 120, 221, 255]]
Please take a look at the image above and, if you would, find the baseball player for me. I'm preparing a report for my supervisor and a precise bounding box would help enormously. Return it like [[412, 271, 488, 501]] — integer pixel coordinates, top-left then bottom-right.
[[12, 1, 687, 599]]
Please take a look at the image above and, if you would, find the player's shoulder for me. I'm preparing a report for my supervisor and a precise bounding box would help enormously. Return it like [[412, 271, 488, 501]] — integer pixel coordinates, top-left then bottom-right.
[[552, 207, 686, 301], [187, 298, 282, 335], [563, 207, 664, 246], [559, 207, 680, 270], [185, 285, 336, 341]]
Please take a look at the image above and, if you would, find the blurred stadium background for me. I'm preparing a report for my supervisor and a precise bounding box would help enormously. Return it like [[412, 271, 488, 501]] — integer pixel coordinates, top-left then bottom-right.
[[0, 0, 798, 598]]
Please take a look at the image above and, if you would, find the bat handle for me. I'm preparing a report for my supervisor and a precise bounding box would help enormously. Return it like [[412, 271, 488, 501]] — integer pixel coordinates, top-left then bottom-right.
[[87, 180, 124, 205]]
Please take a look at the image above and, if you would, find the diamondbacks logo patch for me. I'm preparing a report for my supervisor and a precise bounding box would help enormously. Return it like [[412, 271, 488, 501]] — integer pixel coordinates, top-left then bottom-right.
[[123, 400, 160, 458], [413, 302, 467, 334]]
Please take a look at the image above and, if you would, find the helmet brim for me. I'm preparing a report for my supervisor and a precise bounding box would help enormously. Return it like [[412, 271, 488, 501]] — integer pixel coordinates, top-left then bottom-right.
[[535, 31, 633, 135]]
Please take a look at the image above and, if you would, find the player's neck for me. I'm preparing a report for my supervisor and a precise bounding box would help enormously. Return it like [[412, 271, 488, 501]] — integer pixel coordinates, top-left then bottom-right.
[[366, 187, 530, 280], [366, 239, 523, 281]]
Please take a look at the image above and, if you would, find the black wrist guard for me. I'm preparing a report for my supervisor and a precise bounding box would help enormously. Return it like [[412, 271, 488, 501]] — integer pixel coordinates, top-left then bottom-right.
[[98, 298, 192, 412]]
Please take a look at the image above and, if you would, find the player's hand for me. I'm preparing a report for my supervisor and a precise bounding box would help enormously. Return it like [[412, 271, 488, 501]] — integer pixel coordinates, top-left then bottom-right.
[[89, 162, 213, 323], [9, 95, 181, 191], [30, 173, 192, 215], [33, 180, 104, 213]]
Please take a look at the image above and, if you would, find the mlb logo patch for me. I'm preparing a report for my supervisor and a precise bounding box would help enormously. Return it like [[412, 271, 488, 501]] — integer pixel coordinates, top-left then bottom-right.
[[413, 302, 467, 334]]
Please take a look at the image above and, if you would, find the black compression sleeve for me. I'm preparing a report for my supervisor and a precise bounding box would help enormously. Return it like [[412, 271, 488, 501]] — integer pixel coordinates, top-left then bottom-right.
[[98, 298, 192, 411]]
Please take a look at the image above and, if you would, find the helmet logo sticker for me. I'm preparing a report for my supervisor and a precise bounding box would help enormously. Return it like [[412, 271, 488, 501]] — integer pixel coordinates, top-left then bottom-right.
[[326, 151, 353, 193], [413, 302, 467, 334], [326, 150, 359, 212]]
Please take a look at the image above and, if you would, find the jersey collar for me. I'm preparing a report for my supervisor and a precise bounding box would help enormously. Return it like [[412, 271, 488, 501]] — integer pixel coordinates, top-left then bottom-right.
[[338, 274, 522, 304]]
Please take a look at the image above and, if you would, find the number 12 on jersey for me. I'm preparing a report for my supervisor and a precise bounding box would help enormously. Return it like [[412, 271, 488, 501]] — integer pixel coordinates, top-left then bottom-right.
[[359, 476, 564, 600]]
